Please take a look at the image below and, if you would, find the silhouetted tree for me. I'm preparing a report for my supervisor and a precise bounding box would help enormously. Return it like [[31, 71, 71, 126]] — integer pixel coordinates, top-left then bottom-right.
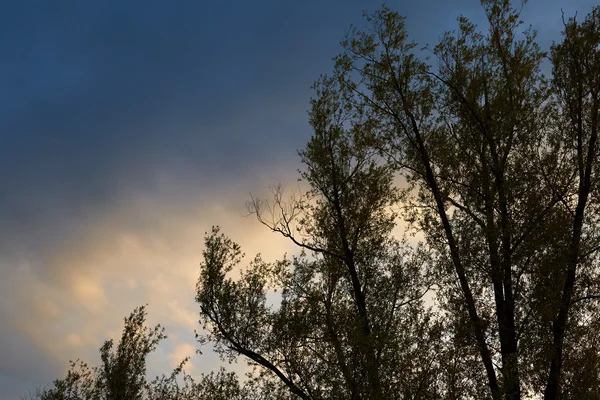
[[197, 1, 600, 399], [29, 305, 164, 400], [27, 307, 288, 400], [328, 1, 600, 399]]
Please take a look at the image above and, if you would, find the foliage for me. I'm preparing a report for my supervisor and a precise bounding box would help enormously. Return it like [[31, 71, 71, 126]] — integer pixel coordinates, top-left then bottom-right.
[[25, 307, 255, 400], [196, 1, 600, 399], [325, 1, 599, 399]]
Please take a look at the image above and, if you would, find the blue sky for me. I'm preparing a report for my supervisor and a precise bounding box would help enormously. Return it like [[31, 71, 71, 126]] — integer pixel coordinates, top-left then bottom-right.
[[0, 1, 597, 398]]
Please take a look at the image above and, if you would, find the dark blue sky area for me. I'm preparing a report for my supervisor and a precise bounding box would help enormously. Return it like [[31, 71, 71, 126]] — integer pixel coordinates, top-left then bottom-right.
[[0, 0, 589, 234]]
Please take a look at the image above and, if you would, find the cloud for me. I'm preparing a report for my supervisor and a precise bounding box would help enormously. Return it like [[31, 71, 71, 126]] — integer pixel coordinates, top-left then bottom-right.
[[167, 301, 198, 333], [0, 165, 300, 394], [169, 343, 197, 372]]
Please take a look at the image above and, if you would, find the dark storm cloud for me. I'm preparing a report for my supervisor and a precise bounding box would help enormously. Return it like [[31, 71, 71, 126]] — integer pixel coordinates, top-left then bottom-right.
[[0, 0, 368, 263]]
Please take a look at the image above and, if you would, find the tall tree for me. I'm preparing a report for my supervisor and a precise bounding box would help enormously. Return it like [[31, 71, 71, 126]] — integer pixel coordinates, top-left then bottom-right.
[[544, 6, 600, 399], [331, 1, 600, 399], [196, 73, 440, 400]]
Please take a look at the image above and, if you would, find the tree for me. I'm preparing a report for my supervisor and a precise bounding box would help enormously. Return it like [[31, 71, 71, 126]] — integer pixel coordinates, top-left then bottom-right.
[[27, 306, 284, 400], [545, 7, 600, 398], [98, 305, 166, 400], [197, 1, 599, 399], [328, 1, 600, 399], [29, 305, 165, 400], [196, 76, 440, 399]]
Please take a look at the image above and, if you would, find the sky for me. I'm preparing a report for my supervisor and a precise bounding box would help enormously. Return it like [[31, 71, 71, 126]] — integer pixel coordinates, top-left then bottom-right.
[[0, 0, 597, 398]]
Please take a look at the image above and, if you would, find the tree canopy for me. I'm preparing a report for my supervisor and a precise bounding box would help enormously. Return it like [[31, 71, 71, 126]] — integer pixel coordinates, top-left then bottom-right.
[[29, 1, 600, 399]]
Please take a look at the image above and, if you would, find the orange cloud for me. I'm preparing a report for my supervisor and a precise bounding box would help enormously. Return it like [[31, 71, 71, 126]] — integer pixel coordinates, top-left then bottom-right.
[[7, 162, 302, 382]]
